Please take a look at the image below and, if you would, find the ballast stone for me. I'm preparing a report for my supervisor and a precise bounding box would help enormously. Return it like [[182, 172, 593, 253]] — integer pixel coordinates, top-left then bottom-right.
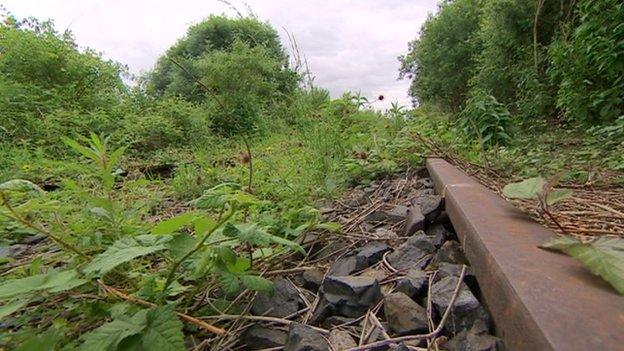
[[284, 323, 329, 351], [328, 329, 357, 349], [395, 268, 428, 300], [431, 276, 490, 334], [444, 320, 503, 351], [404, 206, 425, 236], [302, 268, 325, 292], [243, 324, 287, 350], [251, 278, 299, 318], [412, 194, 444, 222], [387, 232, 436, 270], [384, 292, 429, 335], [321, 275, 382, 318]]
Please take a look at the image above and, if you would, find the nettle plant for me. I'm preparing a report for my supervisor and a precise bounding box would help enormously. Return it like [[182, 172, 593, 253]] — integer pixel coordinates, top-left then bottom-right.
[[503, 175, 624, 296], [0, 134, 318, 349]]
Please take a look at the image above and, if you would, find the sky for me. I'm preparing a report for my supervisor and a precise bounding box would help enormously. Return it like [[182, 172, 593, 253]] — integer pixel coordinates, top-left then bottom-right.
[[2, 0, 439, 107]]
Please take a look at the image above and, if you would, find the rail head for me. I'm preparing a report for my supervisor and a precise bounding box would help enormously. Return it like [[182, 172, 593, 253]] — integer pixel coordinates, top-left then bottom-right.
[[426, 157, 624, 351]]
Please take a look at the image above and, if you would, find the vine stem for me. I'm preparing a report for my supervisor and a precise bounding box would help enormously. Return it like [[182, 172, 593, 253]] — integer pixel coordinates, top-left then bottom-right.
[[162, 207, 234, 293], [0, 192, 88, 259]]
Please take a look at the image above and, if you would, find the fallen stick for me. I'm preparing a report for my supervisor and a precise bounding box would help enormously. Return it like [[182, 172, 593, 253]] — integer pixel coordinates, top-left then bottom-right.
[[202, 314, 329, 335], [97, 280, 226, 335]]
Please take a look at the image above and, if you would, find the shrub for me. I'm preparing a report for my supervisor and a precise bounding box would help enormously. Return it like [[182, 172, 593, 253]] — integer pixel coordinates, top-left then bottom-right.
[[549, 0, 624, 123], [118, 97, 211, 151], [0, 16, 126, 142], [459, 91, 512, 147], [399, 0, 482, 110], [147, 15, 292, 99], [146, 15, 299, 135]]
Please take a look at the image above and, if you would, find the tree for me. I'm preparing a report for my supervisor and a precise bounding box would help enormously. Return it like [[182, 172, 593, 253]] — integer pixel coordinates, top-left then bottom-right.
[[549, 0, 624, 123], [147, 15, 296, 103], [146, 15, 299, 135], [0, 15, 127, 141], [399, 0, 482, 111]]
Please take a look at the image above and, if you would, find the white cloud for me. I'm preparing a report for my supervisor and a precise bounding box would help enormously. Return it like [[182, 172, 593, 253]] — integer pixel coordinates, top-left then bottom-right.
[[3, 0, 438, 107]]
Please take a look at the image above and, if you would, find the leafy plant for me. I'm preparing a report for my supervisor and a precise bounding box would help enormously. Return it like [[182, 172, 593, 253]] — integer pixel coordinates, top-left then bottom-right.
[[459, 92, 513, 148], [81, 305, 184, 351], [541, 236, 624, 295], [387, 102, 408, 135], [0, 131, 315, 348], [399, 0, 482, 110], [503, 175, 573, 232]]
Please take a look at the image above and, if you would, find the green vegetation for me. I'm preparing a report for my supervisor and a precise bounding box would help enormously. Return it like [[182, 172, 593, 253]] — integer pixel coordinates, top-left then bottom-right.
[[1, 0, 622, 348], [0, 12, 422, 349], [400, 0, 623, 176]]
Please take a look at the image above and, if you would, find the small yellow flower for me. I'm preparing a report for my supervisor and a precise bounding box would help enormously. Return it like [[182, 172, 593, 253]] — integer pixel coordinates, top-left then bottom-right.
[[265, 147, 273, 153], [21, 164, 31, 171]]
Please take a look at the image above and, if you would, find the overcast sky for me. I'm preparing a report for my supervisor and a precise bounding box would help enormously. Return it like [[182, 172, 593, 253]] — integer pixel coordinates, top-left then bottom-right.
[[3, 0, 438, 107]]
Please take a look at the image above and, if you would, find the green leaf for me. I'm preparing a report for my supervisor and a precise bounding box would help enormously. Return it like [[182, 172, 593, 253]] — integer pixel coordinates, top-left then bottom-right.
[[107, 146, 126, 172], [0, 179, 45, 196], [252, 247, 274, 260], [218, 271, 241, 295], [194, 217, 216, 235], [223, 223, 304, 254], [62, 137, 100, 163], [226, 257, 251, 273], [16, 327, 61, 351], [0, 269, 88, 299], [140, 306, 184, 351], [313, 222, 342, 233], [545, 189, 574, 205], [502, 177, 547, 199], [217, 246, 237, 265], [81, 313, 146, 351], [168, 234, 196, 261], [152, 213, 198, 235], [81, 306, 183, 351], [193, 184, 234, 210], [240, 275, 274, 294], [82, 236, 168, 276], [541, 236, 624, 295], [0, 299, 28, 320]]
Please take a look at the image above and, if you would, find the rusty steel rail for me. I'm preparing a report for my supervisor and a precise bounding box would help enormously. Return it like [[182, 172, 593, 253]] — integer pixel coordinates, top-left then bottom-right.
[[426, 158, 624, 351]]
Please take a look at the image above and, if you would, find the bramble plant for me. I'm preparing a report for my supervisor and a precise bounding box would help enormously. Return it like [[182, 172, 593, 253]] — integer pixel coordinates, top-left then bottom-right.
[[504, 175, 624, 295], [502, 174, 572, 232], [0, 135, 324, 349]]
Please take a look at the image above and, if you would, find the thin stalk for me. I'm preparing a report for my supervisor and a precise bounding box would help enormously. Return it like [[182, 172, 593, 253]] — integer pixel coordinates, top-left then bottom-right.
[[242, 134, 253, 193], [539, 198, 568, 234], [0, 192, 88, 259]]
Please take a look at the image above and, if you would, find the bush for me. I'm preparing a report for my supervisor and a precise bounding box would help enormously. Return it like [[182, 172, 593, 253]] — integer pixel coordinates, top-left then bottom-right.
[[194, 40, 292, 135], [459, 91, 513, 147], [549, 0, 624, 123], [118, 97, 212, 151], [0, 16, 126, 142], [399, 0, 482, 110], [146, 15, 299, 135], [148, 15, 292, 99]]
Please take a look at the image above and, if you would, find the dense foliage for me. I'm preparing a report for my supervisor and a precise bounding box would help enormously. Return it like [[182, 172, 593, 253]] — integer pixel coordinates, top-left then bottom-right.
[[147, 15, 299, 134], [0, 16, 127, 143], [0, 4, 622, 349], [399, 0, 482, 111], [400, 0, 623, 126]]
